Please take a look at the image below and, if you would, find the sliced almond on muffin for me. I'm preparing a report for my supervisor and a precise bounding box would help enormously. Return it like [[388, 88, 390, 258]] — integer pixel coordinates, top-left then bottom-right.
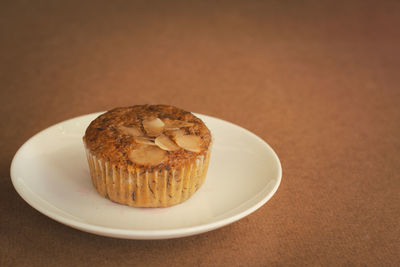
[[155, 134, 180, 151], [142, 118, 165, 136], [163, 118, 194, 130], [168, 129, 186, 139], [133, 136, 156, 145], [118, 125, 143, 137], [128, 145, 167, 165], [175, 135, 202, 152]]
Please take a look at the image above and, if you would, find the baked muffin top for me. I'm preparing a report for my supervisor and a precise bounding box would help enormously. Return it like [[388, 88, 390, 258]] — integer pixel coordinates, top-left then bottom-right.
[[84, 105, 212, 169]]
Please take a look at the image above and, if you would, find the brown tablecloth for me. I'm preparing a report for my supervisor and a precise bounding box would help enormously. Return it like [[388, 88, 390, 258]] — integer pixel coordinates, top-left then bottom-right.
[[1, 1, 399, 266]]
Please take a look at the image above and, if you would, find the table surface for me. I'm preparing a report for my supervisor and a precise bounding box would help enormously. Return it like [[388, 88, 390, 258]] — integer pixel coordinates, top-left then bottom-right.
[[1, 1, 399, 266]]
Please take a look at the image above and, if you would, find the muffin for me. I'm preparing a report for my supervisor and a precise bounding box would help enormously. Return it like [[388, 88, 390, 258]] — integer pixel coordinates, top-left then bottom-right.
[[83, 105, 212, 207]]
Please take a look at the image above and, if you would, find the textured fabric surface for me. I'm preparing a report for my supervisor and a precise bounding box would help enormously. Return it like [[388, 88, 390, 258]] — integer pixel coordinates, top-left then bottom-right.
[[1, 1, 399, 266]]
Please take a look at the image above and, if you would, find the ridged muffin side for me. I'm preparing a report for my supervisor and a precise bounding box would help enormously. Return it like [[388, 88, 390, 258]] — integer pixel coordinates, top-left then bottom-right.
[[84, 146, 211, 207]]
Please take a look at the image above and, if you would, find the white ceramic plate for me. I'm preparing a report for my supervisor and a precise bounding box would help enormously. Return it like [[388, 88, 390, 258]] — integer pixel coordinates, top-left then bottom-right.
[[10, 112, 281, 239]]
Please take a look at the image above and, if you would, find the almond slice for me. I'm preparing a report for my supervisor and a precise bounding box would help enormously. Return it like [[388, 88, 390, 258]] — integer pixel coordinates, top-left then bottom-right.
[[142, 118, 165, 136], [168, 129, 185, 139], [175, 135, 202, 153], [134, 136, 156, 145], [128, 145, 167, 165], [118, 125, 143, 137], [155, 134, 180, 151], [163, 118, 194, 130]]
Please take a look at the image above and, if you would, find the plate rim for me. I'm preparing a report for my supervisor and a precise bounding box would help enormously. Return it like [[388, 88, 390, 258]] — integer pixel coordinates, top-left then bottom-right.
[[10, 112, 282, 239]]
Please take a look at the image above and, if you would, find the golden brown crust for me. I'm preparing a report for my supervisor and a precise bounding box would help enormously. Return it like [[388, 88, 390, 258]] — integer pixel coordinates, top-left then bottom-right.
[[84, 105, 212, 170]]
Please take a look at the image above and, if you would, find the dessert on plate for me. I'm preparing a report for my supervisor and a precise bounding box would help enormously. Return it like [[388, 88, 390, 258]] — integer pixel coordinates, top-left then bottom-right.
[[83, 104, 212, 207]]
